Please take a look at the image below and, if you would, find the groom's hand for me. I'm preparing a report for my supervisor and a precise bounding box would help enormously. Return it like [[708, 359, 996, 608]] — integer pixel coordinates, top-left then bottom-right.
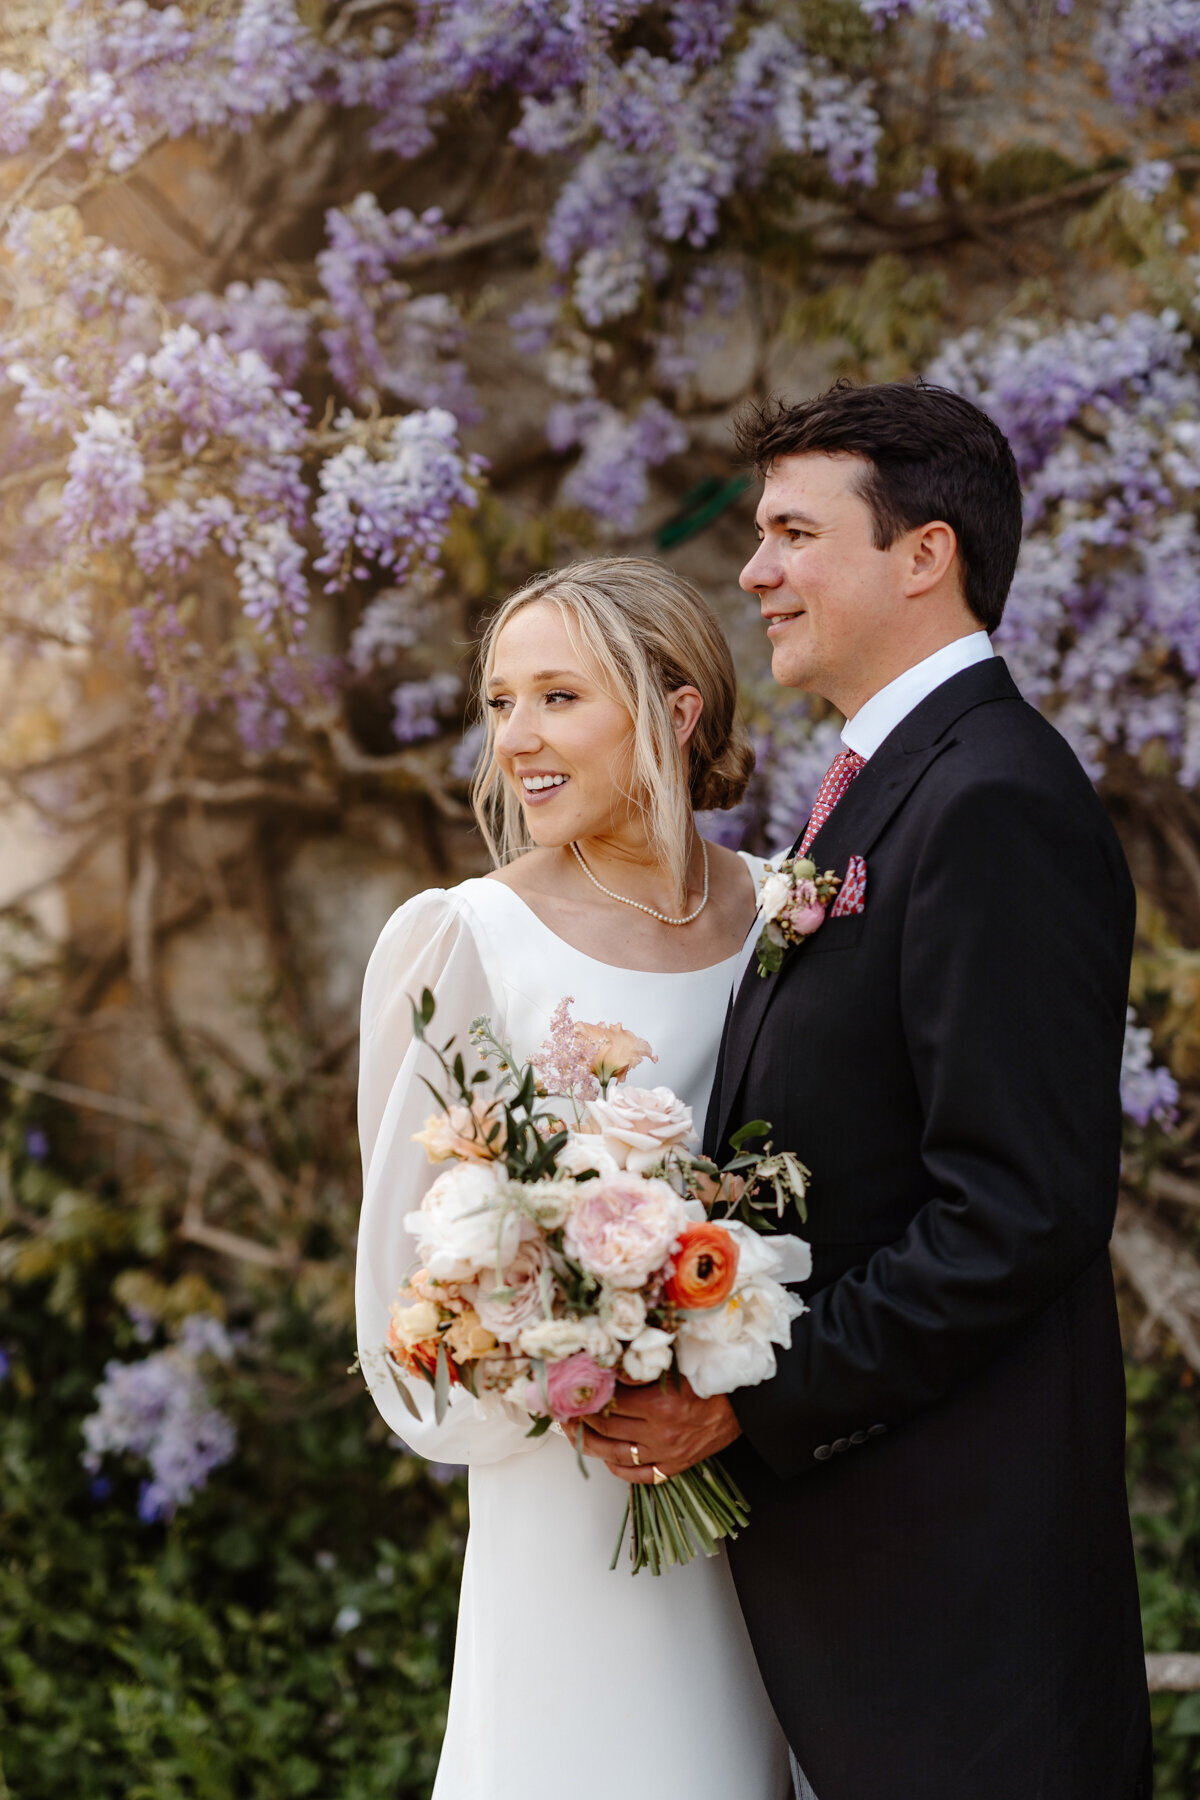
[[578, 1377, 741, 1482]]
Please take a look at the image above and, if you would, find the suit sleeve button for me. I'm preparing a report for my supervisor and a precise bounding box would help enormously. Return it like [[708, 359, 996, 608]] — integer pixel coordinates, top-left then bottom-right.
[[832, 1437, 849, 1454], [867, 1423, 887, 1439], [849, 1430, 868, 1446], [813, 1444, 832, 1461]]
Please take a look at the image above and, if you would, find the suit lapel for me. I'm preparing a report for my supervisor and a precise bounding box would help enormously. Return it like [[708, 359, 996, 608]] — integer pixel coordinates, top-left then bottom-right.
[[711, 658, 1020, 1157]]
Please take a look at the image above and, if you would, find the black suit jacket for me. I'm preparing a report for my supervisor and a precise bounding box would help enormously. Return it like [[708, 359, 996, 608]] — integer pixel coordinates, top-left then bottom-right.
[[706, 659, 1151, 1800]]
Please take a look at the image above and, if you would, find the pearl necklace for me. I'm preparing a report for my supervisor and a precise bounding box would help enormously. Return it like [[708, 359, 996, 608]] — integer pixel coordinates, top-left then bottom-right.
[[568, 838, 710, 926]]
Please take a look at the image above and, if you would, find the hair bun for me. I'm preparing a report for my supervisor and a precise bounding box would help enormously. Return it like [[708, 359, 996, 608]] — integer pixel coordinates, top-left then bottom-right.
[[691, 724, 755, 812]]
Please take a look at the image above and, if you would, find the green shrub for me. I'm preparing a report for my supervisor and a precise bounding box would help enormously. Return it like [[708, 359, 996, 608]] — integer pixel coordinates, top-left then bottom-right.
[[0, 1272, 465, 1800]]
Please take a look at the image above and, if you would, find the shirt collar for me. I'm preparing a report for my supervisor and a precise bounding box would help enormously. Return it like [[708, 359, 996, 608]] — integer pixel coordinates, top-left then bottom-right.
[[841, 631, 994, 761]]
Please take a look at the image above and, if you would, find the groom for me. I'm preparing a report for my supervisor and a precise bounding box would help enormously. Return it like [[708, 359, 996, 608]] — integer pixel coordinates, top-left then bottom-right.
[[584, 381, 1152, 1798]]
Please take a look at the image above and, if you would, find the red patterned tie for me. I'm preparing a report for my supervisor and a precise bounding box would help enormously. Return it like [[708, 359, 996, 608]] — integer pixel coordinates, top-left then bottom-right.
[[797, 749, 866, 857]]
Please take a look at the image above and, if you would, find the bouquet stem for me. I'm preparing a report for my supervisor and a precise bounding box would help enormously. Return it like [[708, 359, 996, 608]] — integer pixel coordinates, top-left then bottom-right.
[[610, 1456, 750, 1576]]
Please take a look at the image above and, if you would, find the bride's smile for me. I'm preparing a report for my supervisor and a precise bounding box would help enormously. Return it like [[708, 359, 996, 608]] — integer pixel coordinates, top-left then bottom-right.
[[485, 601, 640, 846]]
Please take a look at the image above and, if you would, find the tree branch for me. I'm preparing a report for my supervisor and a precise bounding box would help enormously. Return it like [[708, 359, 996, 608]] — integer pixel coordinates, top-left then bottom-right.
[[1112, 1201, 1200, 1374], [1146, 1653, 1200, 1692]]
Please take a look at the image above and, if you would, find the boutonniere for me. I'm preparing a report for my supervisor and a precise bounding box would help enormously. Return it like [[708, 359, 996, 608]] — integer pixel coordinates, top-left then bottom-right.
[[754, 857, 842, 978]]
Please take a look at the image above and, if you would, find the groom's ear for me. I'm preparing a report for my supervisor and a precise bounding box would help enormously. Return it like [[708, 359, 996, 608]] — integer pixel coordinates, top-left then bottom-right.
[[902, 520, 959, 599], [668, 685, 704, 750]]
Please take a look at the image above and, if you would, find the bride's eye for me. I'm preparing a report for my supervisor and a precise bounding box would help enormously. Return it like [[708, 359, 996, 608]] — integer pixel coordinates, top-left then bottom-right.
[[485, 695, 512, 711], [544, 689, 577, 705]]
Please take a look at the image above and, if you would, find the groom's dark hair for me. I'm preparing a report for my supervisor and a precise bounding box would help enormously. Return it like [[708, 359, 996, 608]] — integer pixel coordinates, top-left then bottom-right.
[[733, 380, 1023, 632]]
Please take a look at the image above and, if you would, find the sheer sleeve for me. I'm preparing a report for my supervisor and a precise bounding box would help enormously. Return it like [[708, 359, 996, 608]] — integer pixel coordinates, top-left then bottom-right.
[[355, 887, 545, 1465]]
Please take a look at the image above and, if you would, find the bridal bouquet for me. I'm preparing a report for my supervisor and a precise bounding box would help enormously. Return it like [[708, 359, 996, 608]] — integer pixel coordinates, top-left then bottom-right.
[[379, 993, 812, 1576]]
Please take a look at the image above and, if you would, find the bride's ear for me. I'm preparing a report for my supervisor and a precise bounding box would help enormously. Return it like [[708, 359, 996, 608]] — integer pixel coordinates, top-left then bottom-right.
[[668, 685, 704, 751]]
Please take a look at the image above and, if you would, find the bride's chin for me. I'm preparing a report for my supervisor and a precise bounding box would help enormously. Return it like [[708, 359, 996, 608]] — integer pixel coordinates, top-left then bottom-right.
[[522, 819, 573, 848]]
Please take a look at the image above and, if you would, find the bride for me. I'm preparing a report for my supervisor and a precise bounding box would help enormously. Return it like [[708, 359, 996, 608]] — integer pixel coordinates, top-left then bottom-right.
[[355, 557, 793, 1799]]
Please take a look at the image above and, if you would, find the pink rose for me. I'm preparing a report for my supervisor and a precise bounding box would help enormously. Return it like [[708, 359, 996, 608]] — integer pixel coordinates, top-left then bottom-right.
[[545, 1351, 616, 1420], [787, 900, 826, 935], [563, 1174, 688, 1288], [471, 1238, 550, 1344]]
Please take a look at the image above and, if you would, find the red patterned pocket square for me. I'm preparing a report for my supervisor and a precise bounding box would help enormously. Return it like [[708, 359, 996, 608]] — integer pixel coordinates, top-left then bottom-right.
[[830, 854, 866, 918]]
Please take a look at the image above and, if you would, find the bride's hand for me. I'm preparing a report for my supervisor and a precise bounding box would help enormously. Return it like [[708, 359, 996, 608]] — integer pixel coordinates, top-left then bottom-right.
[[577, 1377, 741, 1482], [690, 1168, 746, 1212]]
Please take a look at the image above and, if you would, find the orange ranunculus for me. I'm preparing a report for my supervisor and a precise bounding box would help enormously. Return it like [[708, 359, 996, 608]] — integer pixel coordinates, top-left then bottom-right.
[[663, 1223, 740, 1310]]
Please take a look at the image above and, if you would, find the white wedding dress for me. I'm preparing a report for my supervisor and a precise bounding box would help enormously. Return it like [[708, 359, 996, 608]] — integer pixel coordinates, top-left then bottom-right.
[[356, 859, 794, 1800]]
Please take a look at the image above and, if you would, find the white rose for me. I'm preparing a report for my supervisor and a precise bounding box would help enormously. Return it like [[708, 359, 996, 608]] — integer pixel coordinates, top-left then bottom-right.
[[621, 1326, 675, 1383], [404, 1161, 521, 1281], [584, 1084, 696, 1174], [554, 1133, 621, 1182], [518, 1317, 592, 1361], [599, 1287, 647, 1341], [674, 1279, 807, 1398], [759, 870, 792, 923]]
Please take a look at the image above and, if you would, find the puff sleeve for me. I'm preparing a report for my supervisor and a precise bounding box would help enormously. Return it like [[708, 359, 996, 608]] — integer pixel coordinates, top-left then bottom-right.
[[355, 887, 546, 1466]]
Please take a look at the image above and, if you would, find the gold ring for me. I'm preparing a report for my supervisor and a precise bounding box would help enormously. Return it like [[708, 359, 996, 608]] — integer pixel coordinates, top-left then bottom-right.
[[629, 1444, 640, 1466], [652, 1465, 668, 1485]]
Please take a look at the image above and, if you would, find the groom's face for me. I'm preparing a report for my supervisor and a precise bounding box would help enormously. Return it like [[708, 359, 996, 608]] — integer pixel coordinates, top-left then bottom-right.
[[740, 452, 909, 710]]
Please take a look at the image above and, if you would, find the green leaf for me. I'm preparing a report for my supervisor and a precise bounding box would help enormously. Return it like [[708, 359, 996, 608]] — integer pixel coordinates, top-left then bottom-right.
[[420, 987, 436, 1026], [728, 1120, 771, 1152], [433, 1340, 451, 1425], [525, 1415, 552, 1439], [526, 1129, 569, 1180], [386, 1362, 422, 1423], [418, 1074, 449, 1113]]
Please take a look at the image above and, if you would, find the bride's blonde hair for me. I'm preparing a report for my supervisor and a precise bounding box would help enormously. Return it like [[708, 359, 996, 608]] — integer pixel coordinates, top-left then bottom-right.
[[471, 557, 754, 905]]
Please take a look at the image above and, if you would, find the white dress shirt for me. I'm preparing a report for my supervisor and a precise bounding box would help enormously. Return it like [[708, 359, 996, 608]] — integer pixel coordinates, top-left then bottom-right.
[[841, 631, 994, 761]]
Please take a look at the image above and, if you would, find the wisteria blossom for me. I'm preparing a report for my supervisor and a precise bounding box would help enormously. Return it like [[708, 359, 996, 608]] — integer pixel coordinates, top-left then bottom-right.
[[317, 196, 473, 415], [1120, 1007, 1180, 1127], [81, 1313, 237, 1522], [179, 280, 312, 385], [1096, 0, 1200, 107], [392, 673, 462, 745], [313, 408, 482, 591], [929, 310, 1200, 782]]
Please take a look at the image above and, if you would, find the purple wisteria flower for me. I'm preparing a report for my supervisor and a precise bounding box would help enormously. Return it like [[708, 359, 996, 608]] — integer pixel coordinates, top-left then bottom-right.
[[318, 195, 472, 414], [1096, 0, 1200, 107], [111, 323, 308, 459], [179, 280, 312, 385], [348, 581, 437, 671], [928, 308, 1200, 783], [47, 0, 322, 173], [858, 0, 992, 35], [313, 407, 481, 591], [60, 408, 146, 547], [1121, 1006, 1180, 1126], [81, 1312, 237, 1522], [548, 398, 686, 532], [1123, 159, 1176, 201], [0, 70, 52, 154], [392, 672, 462, 744]]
